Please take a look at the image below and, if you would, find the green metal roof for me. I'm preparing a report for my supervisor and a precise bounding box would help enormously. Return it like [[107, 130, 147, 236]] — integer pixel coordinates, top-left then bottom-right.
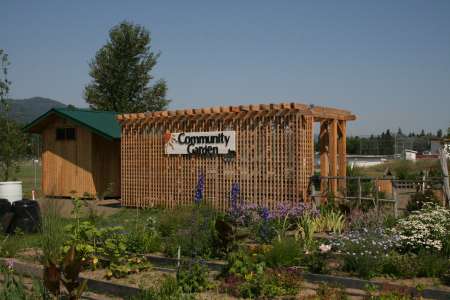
[[23, 107, 121, 140]]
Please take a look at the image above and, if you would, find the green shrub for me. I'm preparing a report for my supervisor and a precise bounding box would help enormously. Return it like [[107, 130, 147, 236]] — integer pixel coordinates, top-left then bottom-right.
[[392, 205, 450, 254], [127, 216, 161, 254], [381, 252, 418, 278], [106, 256, 151, 279], [393, 160, 418, 180], [176, 262, 210, 293], [380, 251, 449, 279], [415, 251, 450, 277], [343, 251, 382, 279], [336, 229, 396, 279], [305, 250, 330, 274], [223, 248, 260, 277], [316, 283, 348, 300], [158, 207, 193, 237], [0, 234, 25, 258], [407, 188, 440, 212], [340, 234, 385, 279], [236, 266, 302, 299], [129, 275, 193, 300], [222, 248, 302, 298], [0, 264, 46, 299], [264, 238, 300, 267], [441, 270, 450, 286], [163, 205, 217, 259]]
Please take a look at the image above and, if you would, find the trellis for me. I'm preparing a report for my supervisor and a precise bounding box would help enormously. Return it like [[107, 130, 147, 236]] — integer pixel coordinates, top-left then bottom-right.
[[117, 103, 355, 209]]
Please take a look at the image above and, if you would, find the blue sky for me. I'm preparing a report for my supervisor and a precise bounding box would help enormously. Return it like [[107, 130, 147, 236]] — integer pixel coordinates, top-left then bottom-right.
[[2, 0, 450, 135]]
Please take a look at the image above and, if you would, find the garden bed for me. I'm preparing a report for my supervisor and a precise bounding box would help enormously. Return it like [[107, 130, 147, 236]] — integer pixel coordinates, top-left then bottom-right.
[[3, 256, 450, 299], [2, 190, 450, 299]]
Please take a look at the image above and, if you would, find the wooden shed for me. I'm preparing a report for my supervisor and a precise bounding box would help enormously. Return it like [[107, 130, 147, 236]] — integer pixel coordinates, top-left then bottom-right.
[[24, 108, 121, 198], [117, 102, 355, 209]]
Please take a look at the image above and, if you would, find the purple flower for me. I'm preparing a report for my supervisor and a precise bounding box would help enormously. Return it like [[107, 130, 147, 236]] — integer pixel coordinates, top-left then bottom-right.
[[230, 182, 240, 209], [260, 207, 271, 221], [194, 171, 205, 204]]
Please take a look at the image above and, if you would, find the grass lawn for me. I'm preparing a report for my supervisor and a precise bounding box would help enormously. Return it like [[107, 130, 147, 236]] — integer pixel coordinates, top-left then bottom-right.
[[11, 160, 42, 199], [355, 159, 444, 178]]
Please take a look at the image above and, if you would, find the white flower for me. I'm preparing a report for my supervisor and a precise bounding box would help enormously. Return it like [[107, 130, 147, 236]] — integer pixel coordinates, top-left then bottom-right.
[[319, 244, 331, 253]]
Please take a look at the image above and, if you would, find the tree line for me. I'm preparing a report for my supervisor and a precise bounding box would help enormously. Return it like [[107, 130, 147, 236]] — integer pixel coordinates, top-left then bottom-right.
[[346, 128, 449, 155]]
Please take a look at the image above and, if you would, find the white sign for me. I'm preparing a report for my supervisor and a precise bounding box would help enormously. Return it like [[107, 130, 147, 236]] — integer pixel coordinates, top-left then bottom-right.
[[164, 131, 236, 155]]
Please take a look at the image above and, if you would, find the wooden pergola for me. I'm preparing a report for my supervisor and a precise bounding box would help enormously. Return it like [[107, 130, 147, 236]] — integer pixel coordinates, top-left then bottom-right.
[[117, 103, 355, 208], [311, 106, 356, 195]]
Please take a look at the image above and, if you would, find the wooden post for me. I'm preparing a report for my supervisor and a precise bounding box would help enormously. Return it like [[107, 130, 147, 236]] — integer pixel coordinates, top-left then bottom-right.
[[393, 177, 398, 218], [338, 120, 347, 191], [329, 119, 338, 194], [357, 177, 362, 208], [319, 121, 329, 200]]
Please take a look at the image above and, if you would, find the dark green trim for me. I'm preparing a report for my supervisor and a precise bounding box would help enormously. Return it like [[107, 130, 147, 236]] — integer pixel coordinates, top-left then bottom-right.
[[23, 108, 120, 140]]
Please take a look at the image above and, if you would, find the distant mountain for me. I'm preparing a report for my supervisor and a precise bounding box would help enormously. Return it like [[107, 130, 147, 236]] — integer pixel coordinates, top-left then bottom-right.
[[4, 97, 67, 124]]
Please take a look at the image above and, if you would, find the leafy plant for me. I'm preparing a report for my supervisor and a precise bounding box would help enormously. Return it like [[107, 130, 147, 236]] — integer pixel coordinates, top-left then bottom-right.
[[315, 210, 345, 233], [176, 261, 210, 293], [40, 200, 67, 266], [295, 214, 318, 250], [407, 187, 440, 212], [164, 204, 217, 259], [0, 263, 47, 300], [381, 252, 418, 278], [316, 283, 348, 300], [414, 251, 450, 277], [348, 208, 396, 231], [129, 275, 193, 300], [333, 229, 398, 279], [304, 245, 331, 274], [391, 204, 450, 253], [264, 237, 301, 267], [223, 248, 263, 278], [43, 245, 87, 300], [106, 256, 151, 279], [214, 215, 248, 254], [127, 216, 161, 254]]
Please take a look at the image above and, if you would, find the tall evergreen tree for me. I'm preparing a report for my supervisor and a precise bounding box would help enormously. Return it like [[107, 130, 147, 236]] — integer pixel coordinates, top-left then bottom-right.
[[84, 21, 169, 113]]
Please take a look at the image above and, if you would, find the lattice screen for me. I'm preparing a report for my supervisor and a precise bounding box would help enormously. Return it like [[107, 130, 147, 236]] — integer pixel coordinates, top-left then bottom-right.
[[120, 110, 314, 210]]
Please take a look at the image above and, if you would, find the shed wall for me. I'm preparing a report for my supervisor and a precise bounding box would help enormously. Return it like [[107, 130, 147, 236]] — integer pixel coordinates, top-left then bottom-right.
[[121, 111, 314, 209], [42, 118, 95, 197], [41, 117, 120, 197], [92, 137, 121, 197]]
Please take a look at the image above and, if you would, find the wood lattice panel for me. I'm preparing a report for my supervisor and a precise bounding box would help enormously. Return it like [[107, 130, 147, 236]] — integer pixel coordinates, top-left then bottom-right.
[[118, 103, 355, 209]]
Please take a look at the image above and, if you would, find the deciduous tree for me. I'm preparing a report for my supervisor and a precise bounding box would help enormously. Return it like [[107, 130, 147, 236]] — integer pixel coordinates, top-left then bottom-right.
[[0, 49, 27, 181], [84, 21, 169, 113]]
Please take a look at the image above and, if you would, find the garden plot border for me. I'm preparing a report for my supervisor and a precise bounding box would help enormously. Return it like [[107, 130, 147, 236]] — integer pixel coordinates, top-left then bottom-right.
[[0, 258, 141, 298], [144, 255, 450, 300], [2, 257, 450, 299]]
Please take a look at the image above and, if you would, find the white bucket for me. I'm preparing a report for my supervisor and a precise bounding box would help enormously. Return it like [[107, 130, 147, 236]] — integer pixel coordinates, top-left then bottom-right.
[[0, 181, 23, 203]]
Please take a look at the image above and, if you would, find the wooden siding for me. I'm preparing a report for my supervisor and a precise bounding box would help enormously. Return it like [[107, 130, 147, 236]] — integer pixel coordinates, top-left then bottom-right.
[[92, 137, 121, 197], [120, 109, 314, 209], [41, 116, 120, 198]]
